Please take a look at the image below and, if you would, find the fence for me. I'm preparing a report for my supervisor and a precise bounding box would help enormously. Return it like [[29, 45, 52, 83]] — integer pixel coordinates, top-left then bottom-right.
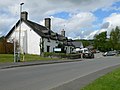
[[0, 39, 14, 54]]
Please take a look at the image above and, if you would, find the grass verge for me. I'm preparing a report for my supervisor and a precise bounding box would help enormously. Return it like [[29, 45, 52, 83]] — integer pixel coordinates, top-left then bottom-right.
[[0, 54, 59, 63], [81, 67, 120, 90]]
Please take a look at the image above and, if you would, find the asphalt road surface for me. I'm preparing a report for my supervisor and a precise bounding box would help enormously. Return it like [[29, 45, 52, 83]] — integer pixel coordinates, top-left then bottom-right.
[[0, 56, 120, 90]]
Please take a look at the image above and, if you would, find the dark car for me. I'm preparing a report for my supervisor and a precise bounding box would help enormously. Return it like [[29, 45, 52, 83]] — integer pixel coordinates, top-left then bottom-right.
[[103, 51, 118, 56], [79, 48, 94, 59], [117, 50, 120, 54], [83, 51, 94, 58]]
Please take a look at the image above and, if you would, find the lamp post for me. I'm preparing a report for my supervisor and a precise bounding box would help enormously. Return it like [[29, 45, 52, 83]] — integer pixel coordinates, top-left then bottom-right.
[[18, 2, 24, 62]]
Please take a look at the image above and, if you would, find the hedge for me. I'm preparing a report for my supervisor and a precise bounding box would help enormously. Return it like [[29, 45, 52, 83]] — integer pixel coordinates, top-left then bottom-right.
[[43, 52, 81, 59]]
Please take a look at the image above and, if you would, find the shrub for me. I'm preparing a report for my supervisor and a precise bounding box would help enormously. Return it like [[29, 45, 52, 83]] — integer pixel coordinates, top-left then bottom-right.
[[43, 52, 53, 57], [43, 52, 81, 59]]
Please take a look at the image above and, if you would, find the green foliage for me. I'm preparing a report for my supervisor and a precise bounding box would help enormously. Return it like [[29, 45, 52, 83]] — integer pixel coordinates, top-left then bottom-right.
[[39, 38, 44, 54], [56, 43, 66, 53], [43, 52, 81, 59], [43, 52, 66, 58], [93, 26, 120, 51], [81, 40, 93, 47], [0, 54, 57, 63], [94, 31, 108, 52], [110, 26, 120, 50], [74, 39, 93, 48], [43, 52, 54, 57], [0, 54, 14, 63]]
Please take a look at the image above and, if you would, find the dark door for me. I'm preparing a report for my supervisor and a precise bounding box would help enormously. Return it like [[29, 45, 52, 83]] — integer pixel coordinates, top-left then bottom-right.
[[47, 46, 50, 52]]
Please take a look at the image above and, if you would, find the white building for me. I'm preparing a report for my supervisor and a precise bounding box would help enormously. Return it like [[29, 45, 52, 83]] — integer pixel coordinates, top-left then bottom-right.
[[6, 11, 74, 55]]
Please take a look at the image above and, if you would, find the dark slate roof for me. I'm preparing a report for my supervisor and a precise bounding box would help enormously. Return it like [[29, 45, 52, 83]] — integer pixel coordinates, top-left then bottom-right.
[[6, 19, 67, 41], [72, 41, 83, 48], [6, 19, 47, 38], [63, 39, 75, 46], [24, 20, 47, 37]]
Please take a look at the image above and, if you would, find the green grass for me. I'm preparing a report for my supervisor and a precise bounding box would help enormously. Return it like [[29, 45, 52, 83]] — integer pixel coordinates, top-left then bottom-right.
[[0, 54, 59, 63], [81, 67, 120, 90], [0, 54, 14, 63]]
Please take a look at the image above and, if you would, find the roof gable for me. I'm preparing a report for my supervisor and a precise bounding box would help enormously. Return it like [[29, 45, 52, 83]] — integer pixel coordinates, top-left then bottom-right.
[[24, 20, 47, 37], [6, 20, 20, 39], [6, 19, 48, 39], [6, 19, 68, 41]]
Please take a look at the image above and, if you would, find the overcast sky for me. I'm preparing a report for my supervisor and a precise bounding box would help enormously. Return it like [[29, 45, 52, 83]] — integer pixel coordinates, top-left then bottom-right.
[[0, 0, 120, 39]]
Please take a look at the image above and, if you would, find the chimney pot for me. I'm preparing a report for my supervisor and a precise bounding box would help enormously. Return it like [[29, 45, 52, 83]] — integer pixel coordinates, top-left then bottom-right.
[[45, 18, 51, 30], [21, 11, 28, 20], [61, 29, 65, 37]]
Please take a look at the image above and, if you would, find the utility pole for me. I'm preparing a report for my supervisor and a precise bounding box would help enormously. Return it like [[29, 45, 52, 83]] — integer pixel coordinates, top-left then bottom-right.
[[18, 2, 24, 62]]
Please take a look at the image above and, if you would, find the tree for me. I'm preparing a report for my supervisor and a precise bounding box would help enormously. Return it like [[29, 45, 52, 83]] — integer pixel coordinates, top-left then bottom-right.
[[56, 43, 66, 53], [110, 26, 120, 50], [74, 39, 93, 48], [81, 40, 92, 47], [94, 31, 108, 52]]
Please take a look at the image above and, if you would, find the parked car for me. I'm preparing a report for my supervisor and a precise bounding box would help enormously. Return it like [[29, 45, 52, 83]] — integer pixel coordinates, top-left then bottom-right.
[[117, 50, 120, 54], [80, 48, 94, 59], [103, 51, 118, 56], [96, 50, 100, 53], [82, 51, 94, 58]]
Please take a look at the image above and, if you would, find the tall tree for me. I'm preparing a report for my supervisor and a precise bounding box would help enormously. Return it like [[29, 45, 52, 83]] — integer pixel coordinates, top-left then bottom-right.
[[94, 31, 108, 51], [110, 26, 120, 50]]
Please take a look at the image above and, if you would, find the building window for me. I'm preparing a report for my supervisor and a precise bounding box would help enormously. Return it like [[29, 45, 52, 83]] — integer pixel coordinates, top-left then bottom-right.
[[70, 47, 73, 53], [48, 38, 50, 42], [56, 36, 58, 43], [47, 46, 50, 52], [65, 47, 67, 53], [56, 40, 58, 43]]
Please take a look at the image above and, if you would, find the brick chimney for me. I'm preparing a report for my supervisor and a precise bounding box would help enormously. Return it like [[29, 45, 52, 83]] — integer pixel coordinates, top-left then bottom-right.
[[45, 18, 51, 30], [61, 29, 65, 37], [21, 11, 28, 20]]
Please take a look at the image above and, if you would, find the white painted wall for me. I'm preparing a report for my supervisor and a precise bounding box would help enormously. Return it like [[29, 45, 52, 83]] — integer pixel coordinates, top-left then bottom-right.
[[43, 38, 73, 54], [7, 22, 41, 55], [43, 38, 58, 52], [7, 21, 73, 55], [65, 46, 71, 54], [27, 28, 41, 55]]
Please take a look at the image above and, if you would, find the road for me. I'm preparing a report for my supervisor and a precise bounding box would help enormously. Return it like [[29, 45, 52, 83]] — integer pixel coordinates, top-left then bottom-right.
[[0, 56, 120, 90]]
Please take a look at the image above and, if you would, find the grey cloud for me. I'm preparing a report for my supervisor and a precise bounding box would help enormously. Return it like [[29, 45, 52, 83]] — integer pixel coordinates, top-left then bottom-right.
[[101, 22, 110, 29], [0, 0, 119, 38]]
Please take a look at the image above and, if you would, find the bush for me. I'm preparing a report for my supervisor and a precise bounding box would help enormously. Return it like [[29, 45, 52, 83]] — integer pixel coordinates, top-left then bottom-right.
[[66, 53, 81, 59], [43, 52, 81, 59], [43, 52, 53, 57]]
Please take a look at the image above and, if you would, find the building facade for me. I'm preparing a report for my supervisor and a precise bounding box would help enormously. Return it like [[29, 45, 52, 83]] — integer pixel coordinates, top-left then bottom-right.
[[6, 11, 74, 55]]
